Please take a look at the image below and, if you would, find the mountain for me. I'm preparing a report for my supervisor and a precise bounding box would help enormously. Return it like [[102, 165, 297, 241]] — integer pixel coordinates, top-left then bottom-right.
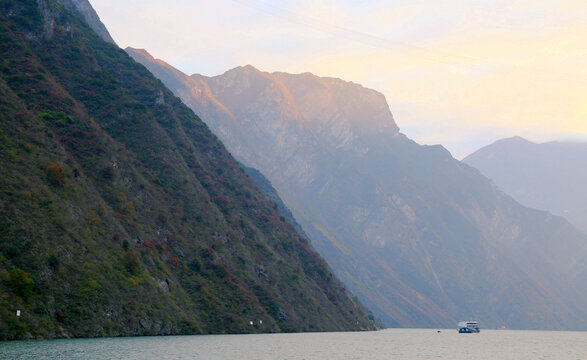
[[464, 136, 587, 233], [60, 0, 116, 45], [239, 163, 307, 238], [126, 49, 587, 330], [0, 0, 378, 340]]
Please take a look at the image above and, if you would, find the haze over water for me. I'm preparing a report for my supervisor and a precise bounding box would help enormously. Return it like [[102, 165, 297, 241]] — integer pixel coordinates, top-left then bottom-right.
[[2, 329, 586, 360]]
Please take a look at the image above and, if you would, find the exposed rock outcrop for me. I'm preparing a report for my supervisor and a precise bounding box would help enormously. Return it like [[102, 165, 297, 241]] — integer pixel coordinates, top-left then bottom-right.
[[60, 0, 116, 44]]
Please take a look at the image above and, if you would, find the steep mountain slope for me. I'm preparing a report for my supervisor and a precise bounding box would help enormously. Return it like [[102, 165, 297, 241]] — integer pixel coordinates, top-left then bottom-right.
[[61, 0, 116, 44], [126, 49, 587, 330], [464, 137, 587, 233], [0, 0, 378, 340], [240, 163, 307, 238]]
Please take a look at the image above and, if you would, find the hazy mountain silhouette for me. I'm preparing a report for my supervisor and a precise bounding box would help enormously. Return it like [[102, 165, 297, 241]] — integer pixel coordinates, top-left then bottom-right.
[[464, 136, 587, 234]]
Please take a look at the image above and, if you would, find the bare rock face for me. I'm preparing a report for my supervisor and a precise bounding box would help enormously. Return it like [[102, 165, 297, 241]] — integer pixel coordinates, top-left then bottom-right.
[[127, 49, 587, 331], [60, 0, 116, 44], [192, 65, 401, 190]]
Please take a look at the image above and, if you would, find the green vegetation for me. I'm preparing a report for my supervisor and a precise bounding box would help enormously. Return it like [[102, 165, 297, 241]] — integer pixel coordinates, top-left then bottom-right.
[[0, 0, 378, 339], [8, 269, 35, 301]]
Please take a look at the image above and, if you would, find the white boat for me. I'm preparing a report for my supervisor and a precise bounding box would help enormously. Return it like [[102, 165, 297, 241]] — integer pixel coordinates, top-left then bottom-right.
[[457, 320, 480, 333]]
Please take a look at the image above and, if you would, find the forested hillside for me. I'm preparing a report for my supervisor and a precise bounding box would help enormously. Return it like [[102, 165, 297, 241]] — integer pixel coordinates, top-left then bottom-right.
[[0, 0, 378, 339]]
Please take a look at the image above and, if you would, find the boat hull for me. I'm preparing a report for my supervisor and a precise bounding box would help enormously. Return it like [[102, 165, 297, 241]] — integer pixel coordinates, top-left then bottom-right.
[[458, 327, 480, 333]]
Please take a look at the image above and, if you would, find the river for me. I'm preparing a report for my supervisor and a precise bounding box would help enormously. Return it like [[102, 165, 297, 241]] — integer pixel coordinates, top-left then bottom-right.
[[1, 328, 586, 359]]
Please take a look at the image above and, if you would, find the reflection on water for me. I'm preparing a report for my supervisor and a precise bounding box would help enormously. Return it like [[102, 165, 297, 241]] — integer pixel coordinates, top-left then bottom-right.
[[0, 328, 586, 360]]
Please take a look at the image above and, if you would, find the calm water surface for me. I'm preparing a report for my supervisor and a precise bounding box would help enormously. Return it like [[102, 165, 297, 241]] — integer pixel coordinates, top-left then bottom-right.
[[1, 329, 586, 359]]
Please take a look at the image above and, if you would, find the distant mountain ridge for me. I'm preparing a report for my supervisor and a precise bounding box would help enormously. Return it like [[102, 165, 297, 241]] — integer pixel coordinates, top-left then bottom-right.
[[126, 48, 587, 330], [464, 136, 587, 233]]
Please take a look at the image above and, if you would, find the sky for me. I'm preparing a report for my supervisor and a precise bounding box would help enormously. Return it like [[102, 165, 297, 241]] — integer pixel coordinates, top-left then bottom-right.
[[89, 0, 587, 158]]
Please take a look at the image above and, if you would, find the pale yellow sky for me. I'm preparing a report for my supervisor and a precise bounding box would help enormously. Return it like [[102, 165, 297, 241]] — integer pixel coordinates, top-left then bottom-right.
[[90, 0, 587, 158]]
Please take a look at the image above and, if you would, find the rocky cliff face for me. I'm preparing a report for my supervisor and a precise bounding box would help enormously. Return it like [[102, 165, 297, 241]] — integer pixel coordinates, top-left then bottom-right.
[[126, 52, 587, 330], [464, 136, 587, 234], [60, 0, 116, 44]]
